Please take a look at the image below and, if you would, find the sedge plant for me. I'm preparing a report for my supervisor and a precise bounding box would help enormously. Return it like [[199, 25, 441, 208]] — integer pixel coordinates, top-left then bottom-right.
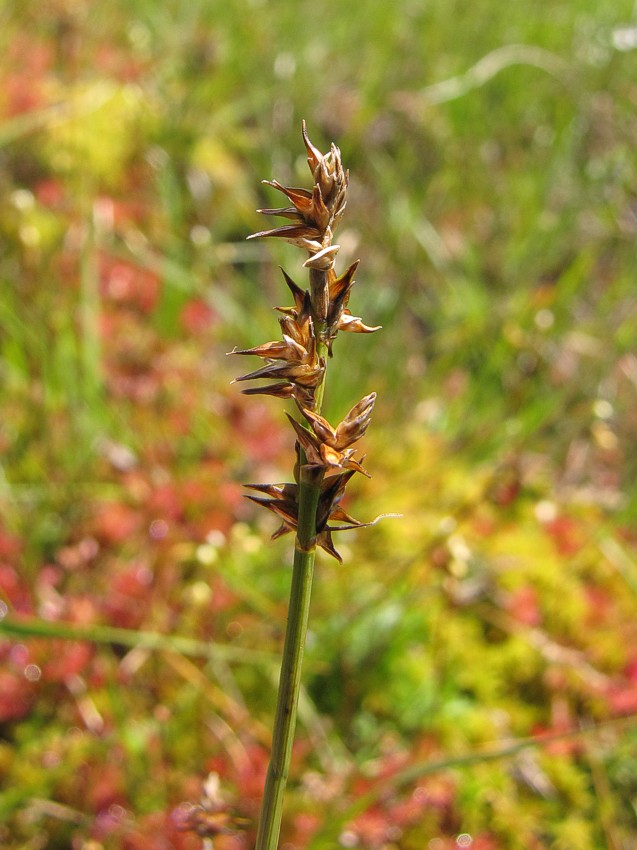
[[232, 122, 383, 849]]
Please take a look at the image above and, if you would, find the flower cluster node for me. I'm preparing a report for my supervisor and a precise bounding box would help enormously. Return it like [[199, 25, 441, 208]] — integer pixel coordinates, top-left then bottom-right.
[[244, 470, 387, 563], [234, 122, 385, 560], [285, 391, 376, 479], [247, 119, 348, 271]]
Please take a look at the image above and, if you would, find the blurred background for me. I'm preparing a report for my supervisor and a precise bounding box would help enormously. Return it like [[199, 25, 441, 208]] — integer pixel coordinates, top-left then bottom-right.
[[2, 0, 637, 848]]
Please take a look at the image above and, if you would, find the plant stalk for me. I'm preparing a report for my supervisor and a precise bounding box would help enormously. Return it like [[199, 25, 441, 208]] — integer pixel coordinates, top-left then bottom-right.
[[254, 477, 320, 849], [255, 269, 330, 850]]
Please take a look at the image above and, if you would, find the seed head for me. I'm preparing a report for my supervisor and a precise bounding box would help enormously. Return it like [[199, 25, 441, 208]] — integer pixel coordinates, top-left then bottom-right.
[[301, 393, 376, 451], [244, 471, 392, 562], [234, 122, 389, 561], [285, 413, 371, 478], [248, 122, 349, 272]]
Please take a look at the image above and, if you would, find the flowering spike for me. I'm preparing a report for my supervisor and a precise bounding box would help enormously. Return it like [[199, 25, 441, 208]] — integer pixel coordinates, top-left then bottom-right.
[[243, 466, 378, 563], [235, 123, 391, 849]]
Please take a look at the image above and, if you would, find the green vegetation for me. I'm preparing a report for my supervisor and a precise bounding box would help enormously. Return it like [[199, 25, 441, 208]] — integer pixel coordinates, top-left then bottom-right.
[[1, 1, 637, 848]]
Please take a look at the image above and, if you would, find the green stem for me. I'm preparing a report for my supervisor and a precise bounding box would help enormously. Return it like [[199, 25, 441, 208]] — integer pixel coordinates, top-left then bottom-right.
[[255, 268, 330, 850], [254, 466, 323, 850]]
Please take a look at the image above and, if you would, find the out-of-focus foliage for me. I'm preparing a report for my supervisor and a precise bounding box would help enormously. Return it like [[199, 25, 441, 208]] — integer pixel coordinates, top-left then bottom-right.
[[1, 0, 637, 848]]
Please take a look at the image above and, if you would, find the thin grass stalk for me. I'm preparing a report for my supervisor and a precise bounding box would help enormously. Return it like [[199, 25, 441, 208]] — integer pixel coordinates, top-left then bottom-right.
[[0, 615, 271, 665], [254, 481, 320, 849], [233, 123, 382, 847]]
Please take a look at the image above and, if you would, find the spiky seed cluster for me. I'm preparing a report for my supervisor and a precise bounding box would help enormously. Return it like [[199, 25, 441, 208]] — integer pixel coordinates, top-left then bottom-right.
[[233, 123, 383, 561], [244, 470, 386, 563], [248, 121, 349, 269], [286, 393, 376, 478]]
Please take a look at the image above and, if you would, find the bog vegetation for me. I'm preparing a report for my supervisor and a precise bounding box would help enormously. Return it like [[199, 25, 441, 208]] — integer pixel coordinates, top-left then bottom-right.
[[1, 1, 637, 849]]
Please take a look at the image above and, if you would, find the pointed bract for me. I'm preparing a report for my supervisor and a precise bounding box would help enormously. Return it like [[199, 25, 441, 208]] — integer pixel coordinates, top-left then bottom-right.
[[279, 269, 306, 311], [302, 119, 323, 176], [328, 260, 359, 305], [317, 528, 343, 562], [240, 382, 295, 399], [301, 408, 338, 446], [319, 444, 371, 477], [231, 337, 307, 362], [303, 245, 341, 271], [234, 359, 324, 387], [256, 206, 305, 222], [262, 180, 314, 216], [337, 312, 382, 334]]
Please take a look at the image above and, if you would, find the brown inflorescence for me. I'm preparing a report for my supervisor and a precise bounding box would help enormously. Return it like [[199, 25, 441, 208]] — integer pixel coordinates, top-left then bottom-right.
[[232, 122, 385, 561]]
